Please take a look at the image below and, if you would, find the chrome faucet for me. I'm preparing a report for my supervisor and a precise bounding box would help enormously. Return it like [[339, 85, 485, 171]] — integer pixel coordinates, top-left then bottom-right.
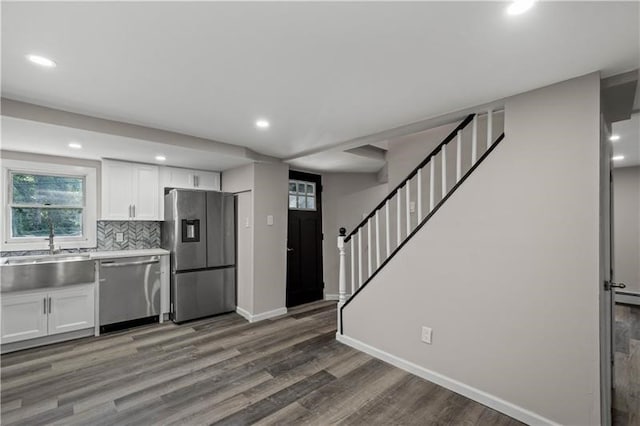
[[47, 220, 60, 255]]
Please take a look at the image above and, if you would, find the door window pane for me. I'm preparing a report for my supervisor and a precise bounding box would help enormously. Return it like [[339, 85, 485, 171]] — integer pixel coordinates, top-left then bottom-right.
[[306, 184, 314, 194], [307, 197, 315, 210], [297, 196, 306, 209], [289, 195, 297, 208], [289, 182, 297, 193], [297, 183, 306, 193]]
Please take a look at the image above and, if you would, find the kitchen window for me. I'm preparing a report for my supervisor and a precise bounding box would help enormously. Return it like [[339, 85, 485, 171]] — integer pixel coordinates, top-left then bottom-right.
[[2, 159, 97, 251], [10, 173, 85, 238], [288, 179, 316, 211]]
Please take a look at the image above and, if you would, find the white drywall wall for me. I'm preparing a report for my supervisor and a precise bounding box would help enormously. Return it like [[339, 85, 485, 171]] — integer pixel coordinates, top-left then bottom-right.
[[342, 73, 601, 425]]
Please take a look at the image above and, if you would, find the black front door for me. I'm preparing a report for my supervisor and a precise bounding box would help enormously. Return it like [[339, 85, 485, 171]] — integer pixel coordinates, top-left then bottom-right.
[[286, 171, 323, 307]]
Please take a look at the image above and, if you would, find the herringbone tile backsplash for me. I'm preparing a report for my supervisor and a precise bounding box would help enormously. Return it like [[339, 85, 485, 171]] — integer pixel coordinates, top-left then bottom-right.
[[0, 221, 162, 257], [97, 221, 161, 251]]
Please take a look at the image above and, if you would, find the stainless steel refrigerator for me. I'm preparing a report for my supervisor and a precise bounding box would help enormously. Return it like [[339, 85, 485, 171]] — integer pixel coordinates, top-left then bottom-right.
[[162, 189, 236, 323]]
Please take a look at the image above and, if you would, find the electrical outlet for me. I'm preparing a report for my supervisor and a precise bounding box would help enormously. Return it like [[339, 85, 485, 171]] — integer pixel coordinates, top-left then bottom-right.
[[115, 232, 125, 242], [421, 326, 432, 344], [267, 215, 274, 226], [245, 217, 250, 228], [409, 201, 416, 213]]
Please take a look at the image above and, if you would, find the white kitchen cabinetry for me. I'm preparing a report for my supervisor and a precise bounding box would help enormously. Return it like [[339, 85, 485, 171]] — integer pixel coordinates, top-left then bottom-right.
[[48, 285, 95, 335], [0, 292, 48, 344], [102, 160, 160, 221], [1, 284, 95, 344], [161, 167, 220, 191]]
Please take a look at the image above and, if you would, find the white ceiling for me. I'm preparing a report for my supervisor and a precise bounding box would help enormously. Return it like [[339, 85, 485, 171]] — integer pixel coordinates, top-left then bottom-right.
[[611, 114, 640, 168], [2, 1, 638, 162], [1, 116, 253, 171], [288, 150, 386, 174]]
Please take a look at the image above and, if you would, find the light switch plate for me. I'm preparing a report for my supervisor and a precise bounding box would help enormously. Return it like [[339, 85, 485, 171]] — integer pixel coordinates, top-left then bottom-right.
[[410, 201, 416, 213], [267, 215, 274, 226], [115, 232, 125, 242], [421, 326, 432, 344]]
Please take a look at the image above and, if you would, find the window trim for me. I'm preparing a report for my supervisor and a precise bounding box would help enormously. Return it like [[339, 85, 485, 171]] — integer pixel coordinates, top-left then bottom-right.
[[1, 159, 97, 251]]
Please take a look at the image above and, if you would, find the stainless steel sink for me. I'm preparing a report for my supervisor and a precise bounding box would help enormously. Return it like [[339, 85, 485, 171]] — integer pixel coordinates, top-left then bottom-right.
[[0, 254, 95, 292], [2, 253, 91, 265]]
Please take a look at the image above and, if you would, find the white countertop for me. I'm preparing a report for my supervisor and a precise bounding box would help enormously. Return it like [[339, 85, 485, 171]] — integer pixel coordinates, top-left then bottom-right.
[[90, 249, 169, 259]]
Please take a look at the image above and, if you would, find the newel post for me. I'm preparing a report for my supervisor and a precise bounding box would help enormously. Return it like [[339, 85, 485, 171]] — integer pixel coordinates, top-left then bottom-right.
[[337, 227, 347, 333]]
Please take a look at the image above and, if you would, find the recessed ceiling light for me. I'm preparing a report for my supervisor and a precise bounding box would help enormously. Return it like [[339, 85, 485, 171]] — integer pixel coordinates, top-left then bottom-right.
[[68, 142, 82, 149], [26, 54, 57, 68], [506, 0, 536, 15], [612, 155, 625, 161], [155, 155, 166, 161], [609, 134, 620, 142], [255, 119, 270, 129]]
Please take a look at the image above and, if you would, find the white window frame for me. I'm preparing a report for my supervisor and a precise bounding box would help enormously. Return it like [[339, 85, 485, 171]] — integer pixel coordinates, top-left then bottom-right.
[[1, 159, 97, 251]]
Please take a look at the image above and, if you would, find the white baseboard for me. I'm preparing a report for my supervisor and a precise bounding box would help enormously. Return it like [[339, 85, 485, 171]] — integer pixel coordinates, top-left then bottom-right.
[[235, 306, 253, 322], [324, 293, 350, 301], [236, 306, 287, 323], [336, 333, 559, 426]]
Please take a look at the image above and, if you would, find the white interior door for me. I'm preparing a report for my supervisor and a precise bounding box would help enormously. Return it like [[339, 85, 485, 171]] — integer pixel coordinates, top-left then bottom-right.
[[1, 291, 48, 344]]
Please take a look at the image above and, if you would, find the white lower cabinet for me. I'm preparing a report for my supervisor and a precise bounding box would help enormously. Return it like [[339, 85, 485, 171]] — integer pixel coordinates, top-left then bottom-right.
[[1, 284, 94, 344], [48, 286, 95, 336], [0, 292, 48, 344]]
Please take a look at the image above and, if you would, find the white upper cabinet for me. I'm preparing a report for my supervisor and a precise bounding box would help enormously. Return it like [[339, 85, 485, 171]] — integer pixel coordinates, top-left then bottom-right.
[[101, 160, 160, 221], [132, 165, 160, 220], [102, 161, 135, 220], [161, 167, 220, 191]]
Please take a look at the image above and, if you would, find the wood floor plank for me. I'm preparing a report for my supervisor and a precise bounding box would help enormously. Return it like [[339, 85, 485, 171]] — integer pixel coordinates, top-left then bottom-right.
[[0, 300, 523, 426], [212, 370, 336, 426]]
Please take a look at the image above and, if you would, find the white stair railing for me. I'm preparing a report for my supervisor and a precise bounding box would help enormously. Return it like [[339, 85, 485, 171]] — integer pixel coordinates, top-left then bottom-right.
[[337, 109, 505, 332]]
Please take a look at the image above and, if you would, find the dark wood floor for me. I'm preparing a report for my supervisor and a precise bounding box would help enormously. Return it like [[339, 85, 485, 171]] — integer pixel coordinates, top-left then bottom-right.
[[614, 303, 640, 426], [1, 300, 522, 425]]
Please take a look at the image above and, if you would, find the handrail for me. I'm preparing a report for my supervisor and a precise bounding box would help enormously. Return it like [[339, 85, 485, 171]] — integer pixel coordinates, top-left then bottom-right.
[[344, 113, 476, 242], [339, 132, 506, 333]]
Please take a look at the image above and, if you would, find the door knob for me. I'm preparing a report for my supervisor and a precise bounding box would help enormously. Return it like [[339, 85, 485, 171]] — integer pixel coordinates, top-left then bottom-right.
[[604, 281, 626, 291], [287, 248, 294, 252]]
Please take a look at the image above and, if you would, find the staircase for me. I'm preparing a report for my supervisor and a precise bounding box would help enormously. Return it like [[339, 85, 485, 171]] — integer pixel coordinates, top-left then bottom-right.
[[336, 109, 505, 333]]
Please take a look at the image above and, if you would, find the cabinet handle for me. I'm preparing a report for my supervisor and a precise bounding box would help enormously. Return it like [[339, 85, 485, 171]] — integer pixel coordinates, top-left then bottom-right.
[[44, 298, 47, 314], [48, 297, 52, 314], [132, 205, 136, 218], [128, 205, 132, 218]]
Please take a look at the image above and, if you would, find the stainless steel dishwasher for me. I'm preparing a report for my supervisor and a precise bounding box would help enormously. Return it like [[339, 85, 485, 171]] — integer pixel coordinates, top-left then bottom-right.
[[99, 255, 161, 328]]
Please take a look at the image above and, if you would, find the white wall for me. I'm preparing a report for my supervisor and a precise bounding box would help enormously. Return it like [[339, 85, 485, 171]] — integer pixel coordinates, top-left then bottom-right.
[[252, 162, 288, 313], [322, 173, 387, 297], [235, 191, 254, 313], [342, 73, 601, 425], [613, 165, 640, 292], [222, 161, 288, 317]]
